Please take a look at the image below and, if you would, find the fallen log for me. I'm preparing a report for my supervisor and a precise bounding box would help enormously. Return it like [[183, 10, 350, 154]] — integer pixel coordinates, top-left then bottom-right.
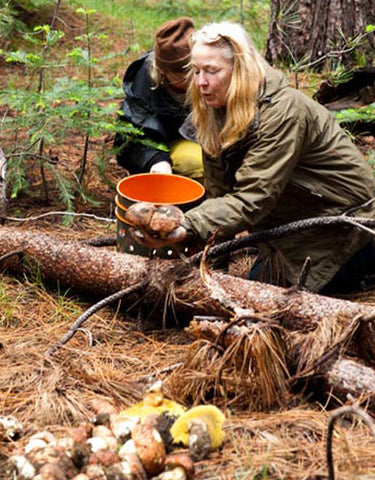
[[2, 226, 375, 408], [1, 226, 375, 330]]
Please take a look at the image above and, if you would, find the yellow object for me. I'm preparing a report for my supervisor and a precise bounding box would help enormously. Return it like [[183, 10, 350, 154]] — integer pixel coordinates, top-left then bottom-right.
[[120, 393, 186, 421], [169, 139, 204, 180], [170, 405, 225, 449]]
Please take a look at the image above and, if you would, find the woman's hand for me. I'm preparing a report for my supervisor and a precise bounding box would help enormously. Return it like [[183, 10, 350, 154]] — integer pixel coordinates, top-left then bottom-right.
[[130, 225, 187, 249], [150, 161, 173, 174]]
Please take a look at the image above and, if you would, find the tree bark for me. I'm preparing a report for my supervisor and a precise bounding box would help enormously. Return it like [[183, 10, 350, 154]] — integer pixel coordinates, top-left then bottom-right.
[[312, 357, 375, 406], [266, 0, 375, 71]]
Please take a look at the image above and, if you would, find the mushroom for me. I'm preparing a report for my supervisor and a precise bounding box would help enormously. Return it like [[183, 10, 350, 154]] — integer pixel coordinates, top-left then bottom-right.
[[165, 453, 194, 479], [69, 423, 93, 443], [148, 205, 184, 238], [90, 398, 118, 416], [88, 425, 118, 452], [0, 415, 24, 440], [24, 431, 55, 454], [119, 385, 185, 423], [170, 405, 225, 460], [27, 445, 78, 478], [106, 459, 146, 480], [92, 448, 120, 467], [8, 454, 36, 480], [188, 419, 211, 462], [150, 467, 188, 480], [110, 412, 136, 443], [86, 436, 108, 453], [52, 436, 74, 452], [92, 412, 111, 427], [131, 422, 166, 477], [85, 463, 106, 480], [37, 462, 67, 480], [124, 202, 157, 229], [124, 203, 185, 239], [118, 439, 137, 458], [71, 441, 91, 470]]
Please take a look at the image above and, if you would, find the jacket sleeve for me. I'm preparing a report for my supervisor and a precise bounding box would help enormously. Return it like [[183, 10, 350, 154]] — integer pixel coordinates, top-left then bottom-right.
[[184, 92, 308, 241]]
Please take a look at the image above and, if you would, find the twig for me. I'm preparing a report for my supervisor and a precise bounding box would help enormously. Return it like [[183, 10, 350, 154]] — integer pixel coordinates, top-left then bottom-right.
[[45, 279, 148, 356], [297, 256, 312, 289], [327, 406, 375, 480], [0, 145, 7, 224], [190, 215, 375, 264], [5, 211, 116, 223], [139, 362, 184, 384]]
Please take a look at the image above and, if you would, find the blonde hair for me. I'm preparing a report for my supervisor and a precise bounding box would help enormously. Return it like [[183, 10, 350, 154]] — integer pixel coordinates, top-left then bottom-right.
[[148, 52, 164, 88], [188, 22, 265, 158]]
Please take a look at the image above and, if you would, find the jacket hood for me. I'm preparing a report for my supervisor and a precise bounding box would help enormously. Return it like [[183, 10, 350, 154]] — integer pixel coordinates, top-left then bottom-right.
[[259, 60, 289, 102]]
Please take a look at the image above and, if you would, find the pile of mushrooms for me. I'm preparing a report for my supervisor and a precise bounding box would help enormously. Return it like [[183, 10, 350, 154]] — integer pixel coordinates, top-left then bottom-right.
[[6, 385, 225, 480]]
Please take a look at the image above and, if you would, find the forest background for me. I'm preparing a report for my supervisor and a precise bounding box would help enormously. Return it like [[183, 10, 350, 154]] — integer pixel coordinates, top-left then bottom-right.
[[1, 1, 375, 479]]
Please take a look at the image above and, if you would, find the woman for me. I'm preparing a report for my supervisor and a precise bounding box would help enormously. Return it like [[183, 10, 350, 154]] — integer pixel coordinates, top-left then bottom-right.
[[114, 17, 203, 180], [130, 21, 375, 294]]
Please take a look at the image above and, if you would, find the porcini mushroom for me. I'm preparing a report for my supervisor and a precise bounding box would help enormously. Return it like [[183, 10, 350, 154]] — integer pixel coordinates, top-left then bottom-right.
[[131, 422, 166, 477], [165, 453, 194, 479], [170, 405, 225, 458]]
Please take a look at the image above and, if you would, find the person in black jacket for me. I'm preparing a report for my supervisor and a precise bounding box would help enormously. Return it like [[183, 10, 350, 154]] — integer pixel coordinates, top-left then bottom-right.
[[114, 17, 203, 180]]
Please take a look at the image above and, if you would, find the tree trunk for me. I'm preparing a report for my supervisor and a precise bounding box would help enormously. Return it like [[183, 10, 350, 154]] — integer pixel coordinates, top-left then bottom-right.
[[266, 0, 375, 71]]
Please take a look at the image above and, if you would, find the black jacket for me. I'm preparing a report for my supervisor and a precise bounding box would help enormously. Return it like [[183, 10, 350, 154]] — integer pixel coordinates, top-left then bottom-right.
[[114, 52, 189, 173]]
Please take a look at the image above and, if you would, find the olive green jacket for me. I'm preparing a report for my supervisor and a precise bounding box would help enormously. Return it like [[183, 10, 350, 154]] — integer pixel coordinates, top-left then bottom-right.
[[184, 63, 375, 292]]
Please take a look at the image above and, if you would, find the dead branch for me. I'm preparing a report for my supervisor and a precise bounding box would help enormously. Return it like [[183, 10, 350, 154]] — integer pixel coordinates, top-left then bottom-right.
[[0, 145, 7, 224], [191, 213, 375, 263], [327, 406, 375, 480], [5, 211, 116, 223], [46, 280, 148, 356], [81, 235, 117, 247], [0, 249, 23, 264], [185, 317, 375, 408]]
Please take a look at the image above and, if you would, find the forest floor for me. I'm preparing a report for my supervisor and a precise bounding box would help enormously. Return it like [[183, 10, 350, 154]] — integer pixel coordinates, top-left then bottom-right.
[[1, 4, 375, 480]]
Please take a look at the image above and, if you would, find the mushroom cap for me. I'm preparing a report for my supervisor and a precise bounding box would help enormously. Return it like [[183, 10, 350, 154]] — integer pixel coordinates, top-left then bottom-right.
[[131, 422, 166, 477], [90, 398, 118, 416], [148, 205, 184, 234], [124, 202, 157, 228], [38, 462, 67, 480], [165, 453, 195, 479], [120, 397, 186, 422], [170, 405, 225, 450]]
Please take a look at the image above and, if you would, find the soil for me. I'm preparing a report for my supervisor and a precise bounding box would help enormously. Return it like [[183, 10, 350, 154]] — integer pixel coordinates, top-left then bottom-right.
[[1, 4, 375, 480]]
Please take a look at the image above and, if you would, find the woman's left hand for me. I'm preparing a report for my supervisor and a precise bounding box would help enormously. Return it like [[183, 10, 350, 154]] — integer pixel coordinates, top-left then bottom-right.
[[130, 225, 187, 249]]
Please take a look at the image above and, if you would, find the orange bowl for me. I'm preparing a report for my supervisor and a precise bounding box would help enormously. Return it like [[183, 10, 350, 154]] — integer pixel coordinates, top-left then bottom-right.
[[116, 173, 205, 210]]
